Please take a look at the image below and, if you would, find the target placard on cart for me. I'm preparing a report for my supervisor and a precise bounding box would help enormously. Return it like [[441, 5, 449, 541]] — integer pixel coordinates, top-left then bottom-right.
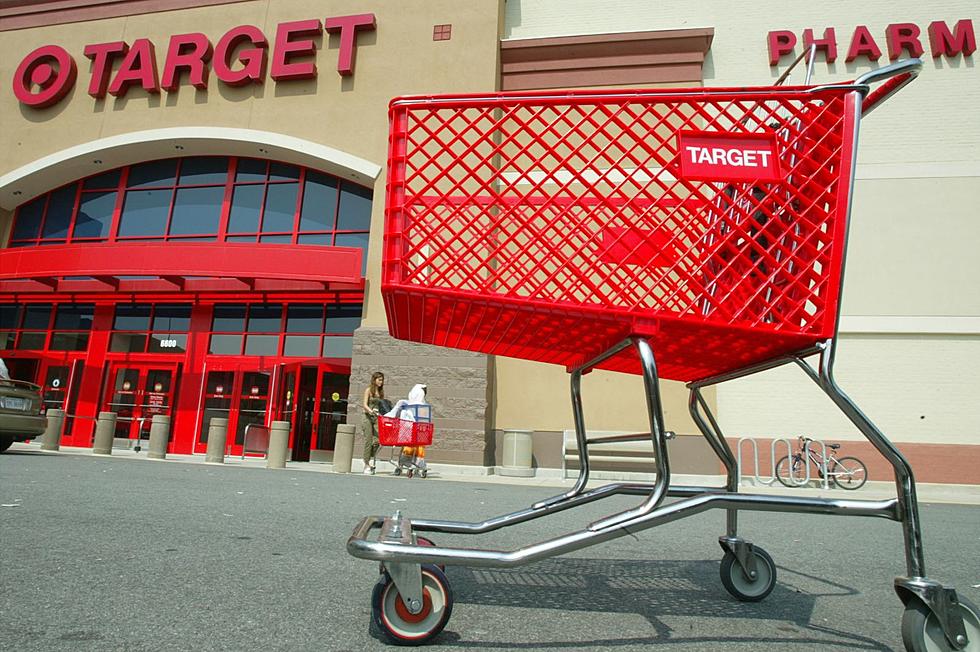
[[381, 85, 861, 381]]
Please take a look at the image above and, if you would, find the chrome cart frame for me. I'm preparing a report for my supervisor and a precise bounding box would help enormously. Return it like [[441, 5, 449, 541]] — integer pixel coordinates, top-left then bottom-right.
[[348, 60, 972, 650]]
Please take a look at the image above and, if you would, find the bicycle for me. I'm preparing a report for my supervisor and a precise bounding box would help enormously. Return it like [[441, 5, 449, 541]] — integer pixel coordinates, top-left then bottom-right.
[[775, 436, 868, 490]]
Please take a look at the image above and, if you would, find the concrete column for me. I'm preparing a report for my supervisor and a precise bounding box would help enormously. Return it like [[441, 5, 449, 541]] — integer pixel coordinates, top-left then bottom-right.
[[92, 412, 117, 456], [147, 415, 170, 460], [266, 421, 290, 469], [497, 429, 535, 477], [204, 417, 228, 464], [40, 408, 65, 451], [333, 424, 356, 473]]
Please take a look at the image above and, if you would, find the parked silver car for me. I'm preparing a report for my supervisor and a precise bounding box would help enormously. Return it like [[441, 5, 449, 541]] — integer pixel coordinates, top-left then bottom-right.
[[0, 378, 47, 452]]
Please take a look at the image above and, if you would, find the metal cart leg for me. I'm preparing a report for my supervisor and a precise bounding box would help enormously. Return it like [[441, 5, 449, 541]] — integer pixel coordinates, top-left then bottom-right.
[[794, 340, 970, 650], [689, 386, 739, 538]]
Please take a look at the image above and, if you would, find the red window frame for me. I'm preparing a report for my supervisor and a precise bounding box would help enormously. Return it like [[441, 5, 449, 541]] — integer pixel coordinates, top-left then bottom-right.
[[6, 156, 372, 251]]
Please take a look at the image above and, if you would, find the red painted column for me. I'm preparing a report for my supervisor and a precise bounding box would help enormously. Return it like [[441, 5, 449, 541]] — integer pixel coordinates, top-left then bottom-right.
[[171, 302, 212, 454], [67, 303, 114, 446]]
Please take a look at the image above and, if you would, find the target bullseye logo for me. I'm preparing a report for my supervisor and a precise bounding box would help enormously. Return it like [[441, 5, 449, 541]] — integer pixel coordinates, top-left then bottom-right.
[[13, 45, 78, 108]]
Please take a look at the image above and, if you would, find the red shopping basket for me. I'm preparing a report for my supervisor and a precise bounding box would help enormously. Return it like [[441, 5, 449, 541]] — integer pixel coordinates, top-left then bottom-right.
[[382, 84, 865, 382], [378, 416, 434, 447]]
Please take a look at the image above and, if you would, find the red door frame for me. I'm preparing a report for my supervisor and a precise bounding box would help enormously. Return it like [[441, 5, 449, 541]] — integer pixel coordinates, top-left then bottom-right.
[[102, 360, 180, 443], [273, 359, 351, 460], [193, 359, 275, 457]]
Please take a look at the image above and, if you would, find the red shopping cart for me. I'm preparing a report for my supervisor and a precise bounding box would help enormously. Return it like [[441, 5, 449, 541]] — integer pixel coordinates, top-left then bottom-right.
[[378, 406, 433, 478], [349, 59, 975, 650]]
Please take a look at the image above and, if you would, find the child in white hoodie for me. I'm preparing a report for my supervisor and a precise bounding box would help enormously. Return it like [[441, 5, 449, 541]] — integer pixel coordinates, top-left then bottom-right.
[[384, 383, 430, 472]]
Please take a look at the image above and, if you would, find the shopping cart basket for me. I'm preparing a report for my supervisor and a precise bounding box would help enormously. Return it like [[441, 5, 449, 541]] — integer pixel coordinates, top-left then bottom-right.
[[348, 59, 976, 650], [378, 406, 433, 478]]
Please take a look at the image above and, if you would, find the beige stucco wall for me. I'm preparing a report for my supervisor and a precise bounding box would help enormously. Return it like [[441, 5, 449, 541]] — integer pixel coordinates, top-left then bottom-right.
[[0, 0, 505, 328], [499, 1, 979, 445]]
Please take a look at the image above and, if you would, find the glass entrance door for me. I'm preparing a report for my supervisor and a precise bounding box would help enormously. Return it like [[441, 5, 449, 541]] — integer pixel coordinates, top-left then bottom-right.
[[105, 364, 177, 443], [195, 365, 272, 456], [273, 362, 350, 461]]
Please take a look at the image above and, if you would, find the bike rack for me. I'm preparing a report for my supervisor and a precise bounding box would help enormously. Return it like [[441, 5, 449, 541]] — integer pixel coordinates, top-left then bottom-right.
[[736, 437, 793, 487], [736, 437, 831, 489]]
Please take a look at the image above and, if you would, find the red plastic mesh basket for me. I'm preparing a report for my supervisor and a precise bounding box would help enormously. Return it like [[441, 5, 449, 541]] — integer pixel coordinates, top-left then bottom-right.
[[378, 416, 434, 447], [382, 85, 864, 381]]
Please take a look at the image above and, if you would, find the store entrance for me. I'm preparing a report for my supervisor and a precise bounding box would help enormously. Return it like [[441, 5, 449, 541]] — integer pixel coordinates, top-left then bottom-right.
[[276, 362, 350, 462], [104, 363, 179, 443], [196, 363, 272, 457]]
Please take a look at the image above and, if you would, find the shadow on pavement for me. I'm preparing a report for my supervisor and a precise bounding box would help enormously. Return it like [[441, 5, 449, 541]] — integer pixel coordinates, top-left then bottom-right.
[[440, 557, 889, 650]]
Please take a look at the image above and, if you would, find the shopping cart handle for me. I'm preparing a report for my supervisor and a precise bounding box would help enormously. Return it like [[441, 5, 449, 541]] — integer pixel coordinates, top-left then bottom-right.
[[855, 58, 922, 115]]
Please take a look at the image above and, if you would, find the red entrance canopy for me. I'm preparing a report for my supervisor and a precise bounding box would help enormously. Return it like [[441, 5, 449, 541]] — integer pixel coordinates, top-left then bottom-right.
[[0, 242, 363, 294]]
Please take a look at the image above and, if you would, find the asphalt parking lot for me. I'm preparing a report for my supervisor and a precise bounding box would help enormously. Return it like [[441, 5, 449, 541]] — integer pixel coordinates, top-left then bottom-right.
[[2, 450, 978, 651]]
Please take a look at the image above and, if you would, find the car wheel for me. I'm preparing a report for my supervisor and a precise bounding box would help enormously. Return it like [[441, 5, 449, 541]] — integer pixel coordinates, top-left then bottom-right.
[[0, 434, 14, 453]]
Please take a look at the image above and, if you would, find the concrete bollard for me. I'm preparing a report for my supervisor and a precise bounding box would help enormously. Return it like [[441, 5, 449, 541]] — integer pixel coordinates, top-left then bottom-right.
[[266, 420, 290, 469], [40, 408, 65, 451], [333, 423, 356, 473], [92, 412, 117, 455], [498, 429, 535, 477], [204, 417, 228, 464], [147, 415, 171, 460]]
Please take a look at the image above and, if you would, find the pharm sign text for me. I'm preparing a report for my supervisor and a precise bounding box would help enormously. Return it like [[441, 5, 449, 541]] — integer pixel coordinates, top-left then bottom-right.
[[677, 132, 782, 182]]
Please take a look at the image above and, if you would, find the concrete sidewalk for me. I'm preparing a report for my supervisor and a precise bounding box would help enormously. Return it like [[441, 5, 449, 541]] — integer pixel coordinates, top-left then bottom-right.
[[11, 440, 980, 505]]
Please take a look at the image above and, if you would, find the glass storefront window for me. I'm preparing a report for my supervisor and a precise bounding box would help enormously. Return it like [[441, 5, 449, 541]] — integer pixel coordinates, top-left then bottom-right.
[[1, 303, 92, 352], [261, 183, 299, 233], [41, 185, 76, 240], [74, 191, 116, 239], [212, 305, 246, 331], [235, 158, 267, 182], [83, 169, 121, 190], [246, 305, 282, 332], [23, 305, 52, 329], [11, 197, 45, 241], [228, 185, 263, 233], [50, 333, 90, 351], [16, 332, 46, 349], [209, 334, 243, 355], [179, 157, 228, 185], [169, 186, 224, 236], [54, 304, 94, 330], [326, 304, 362, 333], [322, 336, 353, 358], [111, 304, 190, 354], [337, 182, 372, 230], [153, 305, 191, 331], [244, 334, 278, 356], [110, 333, 148, 352], [128, 159, 178, 188], [0, 305, 20, 329], [299, 172, 337, 231], [147, 333, 188, 353], [286, 305, 323, 333], [119, 189, 171, 237], [114, 305, 152, 330], [7, 156, 372, 253], [284, 335, 320, 357]]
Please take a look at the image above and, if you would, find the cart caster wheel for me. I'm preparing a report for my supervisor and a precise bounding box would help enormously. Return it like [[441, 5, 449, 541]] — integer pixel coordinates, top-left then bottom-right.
[[419, 469, 428, 479], [393, 467, 402, 476], [901, 595, 980, 652], [406, 469, 414, 479], [415, 536, 445, 571], [371, 564, 453, 646], [720, 547, 777, 602]]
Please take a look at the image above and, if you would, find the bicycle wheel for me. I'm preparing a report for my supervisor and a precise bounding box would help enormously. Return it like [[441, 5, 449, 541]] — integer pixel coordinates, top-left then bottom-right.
[[830, 456, 868, 490], [775, 455, 806, 487]]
